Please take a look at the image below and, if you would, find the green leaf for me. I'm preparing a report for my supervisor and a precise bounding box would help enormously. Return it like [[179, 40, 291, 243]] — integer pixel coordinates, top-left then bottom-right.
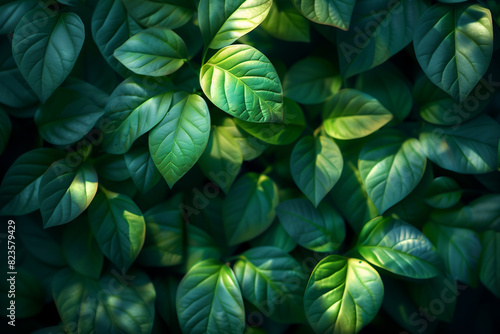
[[283, 57, 341, 105], [233, 98, 306, 145], [233, 246, 307, 323], [414, 3, 494, 102], [0, 107, 11, 155], [419, 115, 500, 174], [185, 224, 222, 272], [149, 92, 211, 188], [276, 199, 345, 252], [200, 44, 283, 123], [479, 230, 500, 298], [323, 89, 393, 140], [95, 154, 131, 182], [92, 0, 142, 76], [423, 223, 481, 286], [198, 0, 272, 49], [223, 173, 279, 246], [0, 0, 37, 35], [62, 218, 104, 279], [12, 8, 85, 102], [358, 131, 427, 213], [124, 146, 162, 193], [88, 187, 146, 270], [114, 27, 188, 76], [337, 0, 428, 78], [138, 202, 184, 267], [122, 0, 194, 29], [198, 125, 243, 193], [292, 0, 356, 30], [102, 76, 174, 154], [303, 255, 384, 334], [261, 0, 310, 42], [35, 88, 104, 146], [218, 117, 269, 161], [176, 259, 245, 334], [424, 176, 462, 209], [39, 160, 98, 228], [250, 220, 297, 252], [358, 216, 442, 279]]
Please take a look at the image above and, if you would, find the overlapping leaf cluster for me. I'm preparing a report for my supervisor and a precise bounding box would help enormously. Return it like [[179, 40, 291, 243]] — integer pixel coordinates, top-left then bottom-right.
[[0, 0, 499, 333]]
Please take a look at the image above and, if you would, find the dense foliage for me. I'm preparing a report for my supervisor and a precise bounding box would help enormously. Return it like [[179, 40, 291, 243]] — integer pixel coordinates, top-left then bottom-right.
[[1, 0, 500, 333]]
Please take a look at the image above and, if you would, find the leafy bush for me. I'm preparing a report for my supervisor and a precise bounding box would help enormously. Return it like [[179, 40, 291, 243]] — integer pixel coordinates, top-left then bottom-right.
[[1, 0, 500, 333]]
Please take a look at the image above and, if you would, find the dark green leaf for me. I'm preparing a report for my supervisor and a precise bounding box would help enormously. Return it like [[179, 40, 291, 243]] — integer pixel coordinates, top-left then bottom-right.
[[250, 220, 297, 252], [479, 230, 500, 297], [0, 0, 37, 35], [424, 176, 462, 209], [124, 146, 162, 193], [123, 0, 194, 29], [218, 117, 269, 161], [261, 0, 310, 42]]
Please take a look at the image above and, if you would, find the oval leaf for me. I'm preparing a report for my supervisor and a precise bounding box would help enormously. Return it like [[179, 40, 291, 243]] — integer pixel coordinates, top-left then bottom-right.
[[293, 0, 356, 30], [123, 0, 194, 29]]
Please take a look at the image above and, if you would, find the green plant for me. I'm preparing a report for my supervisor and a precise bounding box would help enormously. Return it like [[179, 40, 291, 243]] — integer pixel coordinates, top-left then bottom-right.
[[1, 0, 500, 333]]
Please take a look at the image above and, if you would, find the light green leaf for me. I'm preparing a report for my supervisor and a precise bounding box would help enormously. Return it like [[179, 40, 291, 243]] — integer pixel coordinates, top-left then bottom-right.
[[304, 255, 384, 334], [0, 0, 37, 35], [223, 173, 279, 246], [337, 0, 428, 78], [198, 126, 242, 193], [261, 0, 310, 42], [149, 92, 211, 188], [138, 202, 184, 267], [323, 89, 393, 140], [284, 57, 341, 105], [419, 115, 500, 174], [276, 199, 345, 252], [0, 107, 11, 155], [114, 27, 188, 76], [358, 131, 427, 213], [62, 218, 103, 280], [218, 117, 269, 161], [88, 187, 146, 270], [12, 8, 84, 102], [414, 3, 494, 102], [122, 0, 194, 29], [124, 146, 162, 193], [35, 88, 104, 146], [233, 246, 307, 323], [102, 76, 174, 154], [198, 0, 272, 49], [233, 98, 305, 145], [291, 135, 343, 207], [293, 0, 356, 30], [176, 259, 245, 334], [479, 230, 500, 298], [39, 160, 98, 228], [201, 44, 283, 123], [424, 223, 481, 286], [358, 216, 442, 279], [424, 176, 462, 209]]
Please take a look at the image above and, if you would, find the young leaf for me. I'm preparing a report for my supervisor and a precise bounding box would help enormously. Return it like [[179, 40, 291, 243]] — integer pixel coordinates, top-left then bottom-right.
[[39, 161, 98, 228], [479, 230, 500, 298], [358, 216, 442, 279], [276, 199, 345, 252], [303, 255, 384, 334], [124, 146, 162, 193], [419, 115, 500, 174], [35, 88, 104, 146], [261, 0, 310, 42], [176, 259, 245, 334], [337, 0, 428, 78], [290, 135, 343, 207], [102, 76, 174, 154], [198, 126, 243, 193], [201, 44, 283, 123], [323, 89, 393, 140], [122, 0, 194, 29], [149, 92, 211, 188], [114, 27, 188, 76], [358, 131, 427, 213], [233, 246, 307, 323], [414, 3, 494, 102], [292, 0, 356, 30], [424, 177, 462, 209], [223, 173, 279, 246], [12, 8, 85, 102], [88, 187, 146, 270], [423, 223, 481, 286], [198, 0, 273, 49], [283, 57, 341, 105], [0, 107, 11, 154]]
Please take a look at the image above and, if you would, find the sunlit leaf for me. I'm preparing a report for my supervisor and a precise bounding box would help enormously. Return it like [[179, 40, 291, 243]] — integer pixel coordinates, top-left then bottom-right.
[[293, 0, 356, 30]]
